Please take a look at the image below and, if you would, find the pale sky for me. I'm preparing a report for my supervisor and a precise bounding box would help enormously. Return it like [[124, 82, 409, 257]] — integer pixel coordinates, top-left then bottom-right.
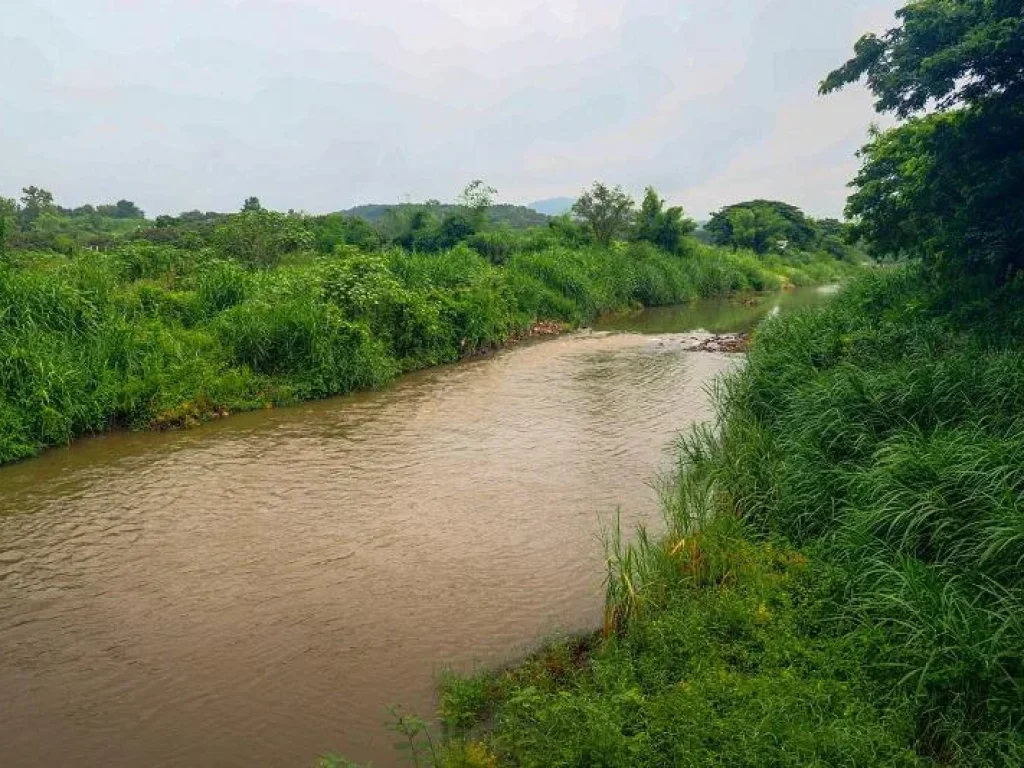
[[1, 0, 901, 218]]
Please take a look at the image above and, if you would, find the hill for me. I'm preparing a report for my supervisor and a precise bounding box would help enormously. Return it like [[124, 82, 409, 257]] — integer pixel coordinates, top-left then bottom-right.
[[526, 197, 575, 216], [344, 203, 549, 229]]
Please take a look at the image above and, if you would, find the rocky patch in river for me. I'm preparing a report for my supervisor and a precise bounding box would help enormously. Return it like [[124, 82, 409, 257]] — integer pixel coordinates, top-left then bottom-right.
[[684, 333, 750, 353]]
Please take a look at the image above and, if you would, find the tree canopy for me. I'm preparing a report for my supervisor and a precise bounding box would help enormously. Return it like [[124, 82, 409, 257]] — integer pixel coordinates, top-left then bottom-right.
[[457, 180, 498, 227], [820, 0, 1024, 117], [822, 0, 1024, 278], [633, 187, 695, 253], [572, 182, 635, 247], [19, 186, 55, 230], [705, 200, 817, 254]]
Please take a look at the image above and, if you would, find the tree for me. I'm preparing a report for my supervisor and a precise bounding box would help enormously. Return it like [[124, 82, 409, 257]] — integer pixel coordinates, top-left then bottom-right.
[[724, 208, 757, 252], [113, 199, 145, 219], [548, 213, 593, 247], [821, 0, 1024, 278], [458, 180, 497, 227], [19, 186, 55, 230], [572, 182, 635, 247], [344, 216, 379, 251], [813, 217, 859, 261], [633, 187, 695, 253], [706, 200, 815, 254], [437, 211, 477, 248], [820, 1, 1024, 118], [242, 196, 263, 213], [308, 213, 381, 254], [213, 210, 313, 267]]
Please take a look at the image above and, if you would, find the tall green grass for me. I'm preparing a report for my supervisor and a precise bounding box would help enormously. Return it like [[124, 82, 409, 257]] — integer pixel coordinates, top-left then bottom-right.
[[428, 266, 1023, 767], [0, 240, 853, 464], [694, 267, 1024, 763]]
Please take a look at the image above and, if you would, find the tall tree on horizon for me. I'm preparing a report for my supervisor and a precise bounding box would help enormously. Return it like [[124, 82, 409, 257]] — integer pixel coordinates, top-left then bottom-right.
[[572, 182, 635, 247]]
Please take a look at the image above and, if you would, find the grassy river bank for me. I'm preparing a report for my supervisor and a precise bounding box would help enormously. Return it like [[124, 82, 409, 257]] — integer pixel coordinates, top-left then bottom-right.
[[359, 266, 1023, 768], [0, 240, 855, 465]]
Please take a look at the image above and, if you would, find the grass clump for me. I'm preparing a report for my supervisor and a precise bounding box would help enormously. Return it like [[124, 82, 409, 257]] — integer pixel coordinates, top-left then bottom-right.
[[437, 513, 920, 767], [697, 267, 1024, 764]]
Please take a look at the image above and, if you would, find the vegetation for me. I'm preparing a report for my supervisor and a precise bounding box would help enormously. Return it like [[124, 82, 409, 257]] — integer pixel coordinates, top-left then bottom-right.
[[633, 187, 697, 253], [0, 183, 855, 465], [705, 199, 861, 262], [430, 268, 1024, 767], [571, 183, 639, 247], [820, 0, 1024, 278], [387, 3, 1024, 767], [345, 202, 550, 230]]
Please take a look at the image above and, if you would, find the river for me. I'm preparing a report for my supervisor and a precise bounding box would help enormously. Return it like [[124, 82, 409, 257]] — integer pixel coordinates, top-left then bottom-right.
[[0, 287, 836, 767]]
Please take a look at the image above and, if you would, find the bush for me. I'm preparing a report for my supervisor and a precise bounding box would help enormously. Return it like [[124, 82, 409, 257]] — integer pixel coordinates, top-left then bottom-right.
[[217, 298, 396, 398]]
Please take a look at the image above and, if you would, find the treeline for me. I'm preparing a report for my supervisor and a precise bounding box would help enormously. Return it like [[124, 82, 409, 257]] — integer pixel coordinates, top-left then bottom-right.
[[2, 180, 863, 266], [0, 180, 858, 464], [0, 187, 148, 253], [704, 198, 857, 261], [345, 202, 550, 230]]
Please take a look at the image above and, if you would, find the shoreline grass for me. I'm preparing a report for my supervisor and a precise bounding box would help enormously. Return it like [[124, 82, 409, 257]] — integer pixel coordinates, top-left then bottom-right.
[[0, 240, 856, 466], [417, 266, 1023, 767]]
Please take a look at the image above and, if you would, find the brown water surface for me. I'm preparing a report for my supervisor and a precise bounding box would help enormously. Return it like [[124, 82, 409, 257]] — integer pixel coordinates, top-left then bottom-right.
[[0, 290, 832, 767]]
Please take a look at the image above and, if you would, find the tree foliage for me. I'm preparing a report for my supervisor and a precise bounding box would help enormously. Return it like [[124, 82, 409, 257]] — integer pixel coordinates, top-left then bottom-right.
[[822, 0, 1024, 278], [213, 210, 313, 267], [706, 200, 817, 254], [572, 182, 635, 247], [18, 186, 55, 230], [633, 187, 695, 253], [820, 0, 1024, 117], [306, 213, 379, 253], [844, 106, 1024, 273], [110, 199, 145, 219], [346, 202, 548, 230], [457, 179, 497, 227]]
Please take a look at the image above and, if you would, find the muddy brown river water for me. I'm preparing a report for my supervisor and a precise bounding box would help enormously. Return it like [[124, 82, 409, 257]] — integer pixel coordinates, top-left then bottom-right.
[[0, 288, 836, 767]]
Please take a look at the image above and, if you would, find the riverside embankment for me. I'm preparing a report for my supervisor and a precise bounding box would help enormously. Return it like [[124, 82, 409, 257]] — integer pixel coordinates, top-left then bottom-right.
[[0, 288, 835, 767]]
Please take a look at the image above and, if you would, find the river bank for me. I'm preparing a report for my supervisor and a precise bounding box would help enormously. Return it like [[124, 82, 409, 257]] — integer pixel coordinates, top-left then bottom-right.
[[0, 242, 857, 465], [425, 268, 1024, 767]]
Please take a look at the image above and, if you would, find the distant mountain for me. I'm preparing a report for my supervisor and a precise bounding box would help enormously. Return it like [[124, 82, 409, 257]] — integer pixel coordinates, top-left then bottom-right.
[[527, 197, 575, 216], [343, 204, 399, 223], [343, 203, 549, 230]]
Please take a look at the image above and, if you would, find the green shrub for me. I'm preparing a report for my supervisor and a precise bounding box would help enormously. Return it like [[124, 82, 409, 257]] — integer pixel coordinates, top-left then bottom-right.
[[216, 298, 397, 397]]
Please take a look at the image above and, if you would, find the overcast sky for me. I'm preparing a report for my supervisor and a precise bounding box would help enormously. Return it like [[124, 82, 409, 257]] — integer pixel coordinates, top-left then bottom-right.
[[2, 0, 901, 218]]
